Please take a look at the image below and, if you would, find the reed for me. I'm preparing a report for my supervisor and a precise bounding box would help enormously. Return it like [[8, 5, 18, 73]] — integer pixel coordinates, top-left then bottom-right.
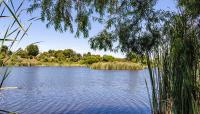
[[0, 0, 31, 113], [146, 12, 200, 114], [90, 62, 145, 70], [0, 0, 30, 88]]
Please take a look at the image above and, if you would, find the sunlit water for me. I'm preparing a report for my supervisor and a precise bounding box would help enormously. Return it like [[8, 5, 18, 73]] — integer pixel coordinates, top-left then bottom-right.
[[0, 67, 151, 114]]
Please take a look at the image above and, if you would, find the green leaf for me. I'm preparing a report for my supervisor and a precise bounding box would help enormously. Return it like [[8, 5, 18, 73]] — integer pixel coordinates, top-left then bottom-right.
[[0, 15, 10, 18], [9, 30, 20, 50], [3, 1, 25, 32], [10, 0, 16, 13], [18, 23, 32, 42], [0, 7, 6, 16], [16, 0, 25, 14], [7, 27, 19, 37], [0, 38, 17, 41], [1, 25, 10, 46]]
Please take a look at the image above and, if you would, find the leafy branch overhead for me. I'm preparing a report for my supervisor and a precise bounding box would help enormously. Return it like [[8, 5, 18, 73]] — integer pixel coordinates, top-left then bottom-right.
[[28, 0, 158, 39]]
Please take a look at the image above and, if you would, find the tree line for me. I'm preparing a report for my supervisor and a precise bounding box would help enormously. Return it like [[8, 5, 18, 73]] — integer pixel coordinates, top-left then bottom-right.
[[0, 44, 145, 66]]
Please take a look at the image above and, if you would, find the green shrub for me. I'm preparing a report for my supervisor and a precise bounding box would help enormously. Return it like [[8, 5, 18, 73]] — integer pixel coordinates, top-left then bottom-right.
[[16, 48, 28, 58], [0, 59, 3, 66], [81, 55, 102, 64], [102, 55, 115, 62]]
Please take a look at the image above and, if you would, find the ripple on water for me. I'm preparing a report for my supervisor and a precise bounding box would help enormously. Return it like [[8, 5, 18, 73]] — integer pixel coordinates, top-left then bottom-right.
[[0, 67, 151, 114]]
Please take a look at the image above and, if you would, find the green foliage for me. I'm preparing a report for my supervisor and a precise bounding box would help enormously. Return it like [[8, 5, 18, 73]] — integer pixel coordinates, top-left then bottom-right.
[[16, 48, 28, 58], [0, 45, 8, 54], [28, 0, 158, 38], [63, 49, 75, 58], [160, 13, 200, 114], [81, 55, 102, 64], [26, 44, 39, 57], [126, 52, 140, 62], [0, 45, 8, 59], [83, 52, 91, 57], [90, 30, 114, 51], [178, 0, 200, 18], [0, 59, 3, 66], [0, 53, 4, 66], [0, 0, 31, 67], [102, 55, 115, 62], [69, 53, 82, 62], [0, 45, 13, 64], [38, 49, 82, 63], [30, 48, 145, 67], [7, 47, 145, 67]]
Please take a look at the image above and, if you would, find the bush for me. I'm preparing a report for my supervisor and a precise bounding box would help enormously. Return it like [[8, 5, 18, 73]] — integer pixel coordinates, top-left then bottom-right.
[[16, 49, 28, 58], [0, 45, 8, 54], [81, 55, 102, 64], [102, 55, 115, 62]]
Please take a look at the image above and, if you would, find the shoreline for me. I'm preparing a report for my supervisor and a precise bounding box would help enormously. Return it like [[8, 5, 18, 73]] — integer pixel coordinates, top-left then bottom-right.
[[4, 62, 146, 71]]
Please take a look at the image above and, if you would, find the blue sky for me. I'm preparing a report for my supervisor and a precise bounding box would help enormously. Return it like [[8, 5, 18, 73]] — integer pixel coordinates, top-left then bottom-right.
[[1, 0, 177, 58]]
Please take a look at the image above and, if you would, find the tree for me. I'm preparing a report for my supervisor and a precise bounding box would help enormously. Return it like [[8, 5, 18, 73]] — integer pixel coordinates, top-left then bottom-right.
[[83, 52, 91, 57], [63, 49, 75, 58], [69, 53, 82, 62], [0, 45, 8, 54], [54, 50, 65, 61], [82, 55, 101, 64], [16, 48, 28, 58], [28, 0, 158, 37], [0, 45, 9, 58], [178, 0, 200, 18], [102, 55, 114, 62], [126, 52, 137, 61], [26, 44, 39, 57]]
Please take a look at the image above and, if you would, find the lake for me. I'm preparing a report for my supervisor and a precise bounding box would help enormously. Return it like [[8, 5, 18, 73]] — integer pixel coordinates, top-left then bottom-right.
[[0, 67, 151, 114]]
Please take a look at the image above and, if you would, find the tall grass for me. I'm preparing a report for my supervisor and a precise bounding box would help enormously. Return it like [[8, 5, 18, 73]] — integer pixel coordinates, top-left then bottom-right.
[[0, 0, 30, 88], [0, 0, 31, 113], [146, 12, 200, 114], [91, 62, 145, 70]]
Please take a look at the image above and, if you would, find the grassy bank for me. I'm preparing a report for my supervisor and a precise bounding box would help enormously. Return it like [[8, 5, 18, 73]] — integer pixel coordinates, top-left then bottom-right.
[[1, 46, 147, 70], [6, 59, 145, 70], [90, 62, 145, 70], [7, 60, 86, 67], [38, 62, 86, 67]]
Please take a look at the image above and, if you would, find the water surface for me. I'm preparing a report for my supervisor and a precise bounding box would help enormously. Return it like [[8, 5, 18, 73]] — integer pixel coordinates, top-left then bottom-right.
[[0, 67, 151, 114]]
